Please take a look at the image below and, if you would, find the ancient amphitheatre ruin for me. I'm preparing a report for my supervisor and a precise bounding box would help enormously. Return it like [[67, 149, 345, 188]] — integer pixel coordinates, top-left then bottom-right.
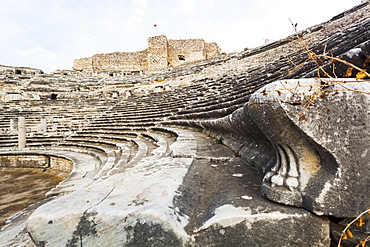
[[0, 2, 369, 247]]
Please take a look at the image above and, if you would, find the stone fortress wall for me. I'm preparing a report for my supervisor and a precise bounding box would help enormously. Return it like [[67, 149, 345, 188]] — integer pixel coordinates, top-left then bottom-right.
[[147, 35, 168, 72], [92, 50, 148, 72], [72, 57, 93, 71], [73, 35, 221, 75]]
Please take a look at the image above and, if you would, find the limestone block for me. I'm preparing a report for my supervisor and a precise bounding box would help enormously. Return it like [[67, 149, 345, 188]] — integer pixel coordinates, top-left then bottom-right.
[[249, 78, 370, 217], [191, 205, 330, 247], [39, 119, 47, 133], [26, 156, 194, 246], [7, 93, 23, 101], [18, 117, 26, 148], [10, 118, 17, 134]]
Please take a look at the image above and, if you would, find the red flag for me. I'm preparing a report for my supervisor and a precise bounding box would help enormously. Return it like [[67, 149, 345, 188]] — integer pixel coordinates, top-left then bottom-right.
[[154, 24, 157, 27]]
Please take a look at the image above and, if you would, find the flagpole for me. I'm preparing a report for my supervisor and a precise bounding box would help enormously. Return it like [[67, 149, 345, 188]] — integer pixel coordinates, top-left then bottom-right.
[[154, 24, 158, 35]]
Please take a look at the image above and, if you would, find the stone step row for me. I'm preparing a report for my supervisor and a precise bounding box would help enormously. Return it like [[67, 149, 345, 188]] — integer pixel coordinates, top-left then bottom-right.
[[2, 126, 331, 246], [0, 127, 183, 199]]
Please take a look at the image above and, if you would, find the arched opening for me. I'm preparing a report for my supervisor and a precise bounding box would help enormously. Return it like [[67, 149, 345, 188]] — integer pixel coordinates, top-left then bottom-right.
[[178, 55, 186, 63], [15, 70, 22, 75], [50, 94, 58, 100]]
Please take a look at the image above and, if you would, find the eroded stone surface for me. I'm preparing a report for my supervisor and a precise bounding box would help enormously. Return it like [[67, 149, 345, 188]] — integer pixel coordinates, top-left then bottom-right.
[[249, 79, 369, 217], [24, 130, 330, 247]]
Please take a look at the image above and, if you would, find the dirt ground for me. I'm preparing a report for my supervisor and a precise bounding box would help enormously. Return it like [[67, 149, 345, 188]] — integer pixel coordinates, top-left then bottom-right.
[[0, 168, 65, 229]]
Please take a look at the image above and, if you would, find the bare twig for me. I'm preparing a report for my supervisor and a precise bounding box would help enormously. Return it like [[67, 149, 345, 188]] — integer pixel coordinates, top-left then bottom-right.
[[337, 208, 370, 247]]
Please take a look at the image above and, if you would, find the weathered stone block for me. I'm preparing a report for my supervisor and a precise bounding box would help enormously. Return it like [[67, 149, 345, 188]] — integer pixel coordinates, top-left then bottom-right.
[[249, 79, 369, 217], [192, 206, 330, 247], [26, 157, 194, 246], [24, 130, 331, 247]]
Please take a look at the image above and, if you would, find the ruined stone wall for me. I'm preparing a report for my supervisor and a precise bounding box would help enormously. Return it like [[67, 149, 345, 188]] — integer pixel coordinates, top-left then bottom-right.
[[167, 39, 206, 67], [72, 35, 221, 74], [73, 57, 93, 70], [50, 156, 74, 173], [92, 50, 147, 72], [0, 155, 49, 168], [147, 35, 168, 72], [205, 42, 221, 59], [0, 155, 73, 173]]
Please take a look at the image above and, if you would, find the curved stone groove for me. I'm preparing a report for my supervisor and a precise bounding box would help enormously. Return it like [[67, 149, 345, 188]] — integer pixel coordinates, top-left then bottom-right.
[[252, 79, 369, 216], [262, 148, 280, 183], [264, 144, 300, 192], [284, 145, 300, 192], [270, 145, 288, 188]]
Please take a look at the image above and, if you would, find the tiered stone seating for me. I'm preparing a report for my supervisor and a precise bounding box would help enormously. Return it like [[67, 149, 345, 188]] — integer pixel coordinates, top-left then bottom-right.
[[0, 2, 369, 246], [162, 17, 370, 124]]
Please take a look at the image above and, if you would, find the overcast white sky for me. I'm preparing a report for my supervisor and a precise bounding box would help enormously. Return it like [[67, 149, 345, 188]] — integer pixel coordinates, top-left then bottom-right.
[[0, 0, 360, 73]]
